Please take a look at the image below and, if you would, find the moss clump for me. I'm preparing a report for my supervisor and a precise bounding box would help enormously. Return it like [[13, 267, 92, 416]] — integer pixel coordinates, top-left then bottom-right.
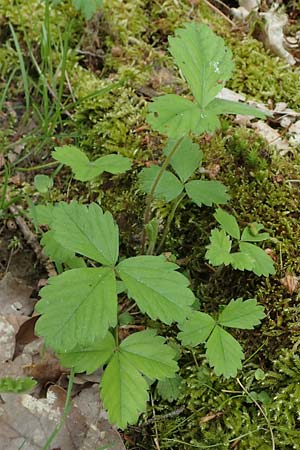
[[228, 37, 300, 109], [71, 82, 147, 159], [149, 347, 300, 449]]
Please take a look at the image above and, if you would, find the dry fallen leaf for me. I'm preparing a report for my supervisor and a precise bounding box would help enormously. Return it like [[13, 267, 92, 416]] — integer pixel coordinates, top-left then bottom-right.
[[280, 272, 299, 295], [0, 272, 34, 316], [0, 384, 126, 450]]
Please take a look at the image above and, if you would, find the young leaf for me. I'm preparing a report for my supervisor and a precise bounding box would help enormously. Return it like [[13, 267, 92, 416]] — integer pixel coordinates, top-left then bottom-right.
[[72, 0, 103, 20], [117, 256, 194, 324], [34, 174, 53, 193], [214, 208, 240, 240], [163, 137, 203, 183], [147, 94, 221, 139], [239, 242, 275, 276], [229, 252, 255, 271], [52, 202, 119, 266], [157, 374, 183, 402], [168, 23, 234, 108], [52, 146, 131, 181], [0, 377, 37, 393], [218, 298, 265, 329], [205, 229, 232, 266], [185, 180, 230, 207], [138, 166, 184, 202], [58, 332, 115, 374], [206, 325, 244, 378], [101, 330, 178, 429], [35, 267, 117, 352], [178, 312, 216, 346], [241, 223, 270, 242]]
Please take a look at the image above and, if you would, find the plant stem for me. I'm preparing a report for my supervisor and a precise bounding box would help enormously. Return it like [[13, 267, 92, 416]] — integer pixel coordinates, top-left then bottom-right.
[[155, 192, 186, 254], [41, 367, 75, 450], [15, 161, 59, 172], [236, 378, 275, 450], [141, 136, 184, 253]]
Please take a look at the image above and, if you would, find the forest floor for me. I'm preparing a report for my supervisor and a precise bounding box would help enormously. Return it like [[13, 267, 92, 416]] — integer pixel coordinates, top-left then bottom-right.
[[1, 0, 300, 449]]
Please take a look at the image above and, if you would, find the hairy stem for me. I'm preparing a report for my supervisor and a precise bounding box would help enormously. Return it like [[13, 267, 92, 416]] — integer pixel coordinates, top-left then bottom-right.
[[155, 192, 186, 254], [141, 136, 184, 253], [41, 367, 75, 450]]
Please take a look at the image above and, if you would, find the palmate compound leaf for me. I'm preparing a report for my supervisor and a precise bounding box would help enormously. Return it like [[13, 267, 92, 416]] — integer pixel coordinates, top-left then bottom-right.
[[239, 242, 275, 276], [117, 255, 195, 324], [52, 146, 131, 182], [58, 332, 115, 374], [178, 312, 216, 346], [101, 329, 178, 429], [138, 165, 183, 202], [218, 298, 265, 329], [163, 137, 203, 183], [147, 23, 269, 139], [185, 180, 230, 207], [214, 208, 240, 240], [72, 0, 103, 20], [206, 325, 244, 378], [51, 201, 119, 266], [35, 267, 117, 352], [205, 229, 232, 266], [168, 23, 234, 108]]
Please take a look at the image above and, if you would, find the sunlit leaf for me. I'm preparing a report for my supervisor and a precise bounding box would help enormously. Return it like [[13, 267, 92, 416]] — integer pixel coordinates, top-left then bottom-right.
[[168, 23, 234, 108], [72, 0, 103, 20], [241, 223, 270, 242]]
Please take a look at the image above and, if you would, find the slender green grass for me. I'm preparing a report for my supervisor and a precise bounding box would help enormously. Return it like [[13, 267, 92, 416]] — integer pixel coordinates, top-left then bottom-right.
[[0, 68, 17, 112], [9, 23, 30, 112]]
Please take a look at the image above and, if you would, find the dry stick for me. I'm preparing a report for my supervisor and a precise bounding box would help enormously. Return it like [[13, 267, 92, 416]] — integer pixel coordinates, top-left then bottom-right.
[[9, 204, 56, 278], [141, 136, 184, 253], [203, 0, 236, 26], [236, 378, 275, 450]]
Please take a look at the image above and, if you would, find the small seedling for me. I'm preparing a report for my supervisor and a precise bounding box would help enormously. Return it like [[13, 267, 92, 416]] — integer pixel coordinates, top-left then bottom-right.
[[205, 208, 275, 276]]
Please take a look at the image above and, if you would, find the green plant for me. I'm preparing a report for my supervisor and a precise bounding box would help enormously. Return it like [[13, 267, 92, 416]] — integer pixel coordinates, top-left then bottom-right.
[[32, 22, 272, 434], [0, 377, 37, 393], [205, 208, 275, 276], [140, 22, 270, 253], [52, 145, 132, 181], [179, 298, 265, 378]]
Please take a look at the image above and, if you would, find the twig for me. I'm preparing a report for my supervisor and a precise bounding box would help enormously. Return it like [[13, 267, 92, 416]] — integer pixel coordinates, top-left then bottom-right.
[[9, 204, 56, 278], [203, 0, 235, 26], [236, 378, 275, 450]]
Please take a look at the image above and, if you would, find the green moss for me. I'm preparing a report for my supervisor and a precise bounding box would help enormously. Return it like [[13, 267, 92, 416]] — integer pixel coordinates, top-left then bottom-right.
[[228, 37, 300, 109], [149, 348, 300, 449]]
